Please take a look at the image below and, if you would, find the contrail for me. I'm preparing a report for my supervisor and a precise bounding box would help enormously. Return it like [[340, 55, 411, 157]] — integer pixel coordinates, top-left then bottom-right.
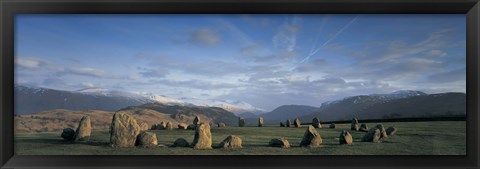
[[300, 15, 359, 64]]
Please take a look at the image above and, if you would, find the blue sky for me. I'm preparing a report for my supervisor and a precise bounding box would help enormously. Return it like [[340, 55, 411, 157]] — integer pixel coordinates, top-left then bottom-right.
[[15, 14, 466, 111]]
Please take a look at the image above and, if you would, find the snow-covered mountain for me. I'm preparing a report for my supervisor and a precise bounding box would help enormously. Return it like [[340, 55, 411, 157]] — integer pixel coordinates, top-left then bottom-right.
[[177, 97, 265, 115], [15, 84, 264, 115]]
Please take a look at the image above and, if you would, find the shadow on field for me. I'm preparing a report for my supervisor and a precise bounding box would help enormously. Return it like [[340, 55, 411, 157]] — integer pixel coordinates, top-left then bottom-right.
[[75, 141, 111, 147], [20, 138, 68, 145]]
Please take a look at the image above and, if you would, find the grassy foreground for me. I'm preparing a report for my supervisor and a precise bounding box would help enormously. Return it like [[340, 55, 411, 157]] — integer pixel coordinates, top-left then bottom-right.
[[15, 121, 466, 155]]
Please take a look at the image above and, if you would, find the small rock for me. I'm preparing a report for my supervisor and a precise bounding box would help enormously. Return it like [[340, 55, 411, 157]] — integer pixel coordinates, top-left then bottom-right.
[[135, 131, 158, 148], [173, 138, 190, 147], [218, 135, 242, 149], [61, 128, 75, 141], [359, 123, 369, 132], [178, 123, 188, 129], [269, 138, 290, 148], [386, 126, 397, 136]]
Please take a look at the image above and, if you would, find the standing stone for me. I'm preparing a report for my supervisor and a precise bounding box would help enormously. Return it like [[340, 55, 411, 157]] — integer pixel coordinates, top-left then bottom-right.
[[351, 118, 359, 131], [294, 118, 301, 128], [110, 112, 141, 147], [193, 116, 200, 125], [61, 128, 75, 141], [329, 123, 336, 128], [173, 138, 190, 147], [191, 123, 212, 149], [135, 131, 158, 148], [386, 126, 397, 136], [166, 121, 173, 130], [140, 122, 149, 131], [339, 130, 353, 145], [286, 120, 291, 127], [359, 123, 369, 132], [74, 116, 91, 141], [376, 124, 389, 139], [312, 117, 322, 128], [362, 128, 381, 143], [218, 123, 226, 127], [239, 117, 245, 127], [218, 135, 242, 149], [280, 122, 285, 127], [362, 124, 388, 143], [178, 123, 188, 129], [269, 138, 290, 148], [299, 125, 322, 147], [258, 117, 264, 127]]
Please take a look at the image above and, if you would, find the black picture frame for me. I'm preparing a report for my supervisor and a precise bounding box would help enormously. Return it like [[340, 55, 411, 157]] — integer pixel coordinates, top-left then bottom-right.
[[1, 0, 479, 168]]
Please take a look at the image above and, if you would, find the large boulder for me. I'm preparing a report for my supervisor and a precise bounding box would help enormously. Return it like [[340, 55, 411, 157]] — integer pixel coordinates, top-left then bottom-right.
[[286, 120, 291, 127], [351, 118, 359, 131], [258, 117, 264, 127], [280, 122, 285, 127], [74, 116, 91, 141], [218, 135, 242, 149], [166, 121, 173, 130], [110, 112, 141, 147], [178, 123, 188, 129], [294, 118, 301, 127], [61, 128, 75, 141], [191, 123, 212, 149], [329, 123, 336, 129], [269, 138, 290, 148], [312, 117, 322, 128], [339, 130, 353, 145], [135, 131, 158, 148], [386, 126, 397, 136], [173, 138, 190, 147], [362, 124, 388, 143], [238, 117, 245, 127], [359, 123, 369, 132], [193, 116, 200, 125], [299, 125, 322, 147], [140, 122, 149, 131]]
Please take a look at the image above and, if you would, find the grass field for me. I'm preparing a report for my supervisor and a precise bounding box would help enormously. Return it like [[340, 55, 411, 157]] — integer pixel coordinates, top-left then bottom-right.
[[15, 121, 466, 155]]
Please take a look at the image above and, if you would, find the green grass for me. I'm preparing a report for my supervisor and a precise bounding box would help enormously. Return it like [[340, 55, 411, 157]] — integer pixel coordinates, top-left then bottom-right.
[[15, 121, 466, 155]]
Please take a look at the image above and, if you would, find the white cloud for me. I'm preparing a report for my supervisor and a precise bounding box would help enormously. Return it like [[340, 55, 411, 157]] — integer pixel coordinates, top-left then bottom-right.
[[15, 57, 44, 69], [190, 28, 220, 46]]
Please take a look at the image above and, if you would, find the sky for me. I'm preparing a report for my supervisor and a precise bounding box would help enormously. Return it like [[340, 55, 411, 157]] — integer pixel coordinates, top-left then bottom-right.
[[15, 14, 466, 111]]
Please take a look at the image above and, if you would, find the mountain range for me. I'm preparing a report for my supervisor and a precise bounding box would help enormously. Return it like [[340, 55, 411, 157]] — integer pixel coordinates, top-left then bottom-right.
[[15, 85, 466, 125], [14, 84, 264, 115]]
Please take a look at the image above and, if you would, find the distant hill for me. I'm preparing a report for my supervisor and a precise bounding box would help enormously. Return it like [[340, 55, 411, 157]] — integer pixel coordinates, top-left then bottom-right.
[[259, 105, 321, 124], [119, 103, 239, 125], [15, 102, 239, 133], [238, 112, 260, 119], [14, 85, 150, 115], [14, 84, 264, 115], [300, 92, 466, 122]]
